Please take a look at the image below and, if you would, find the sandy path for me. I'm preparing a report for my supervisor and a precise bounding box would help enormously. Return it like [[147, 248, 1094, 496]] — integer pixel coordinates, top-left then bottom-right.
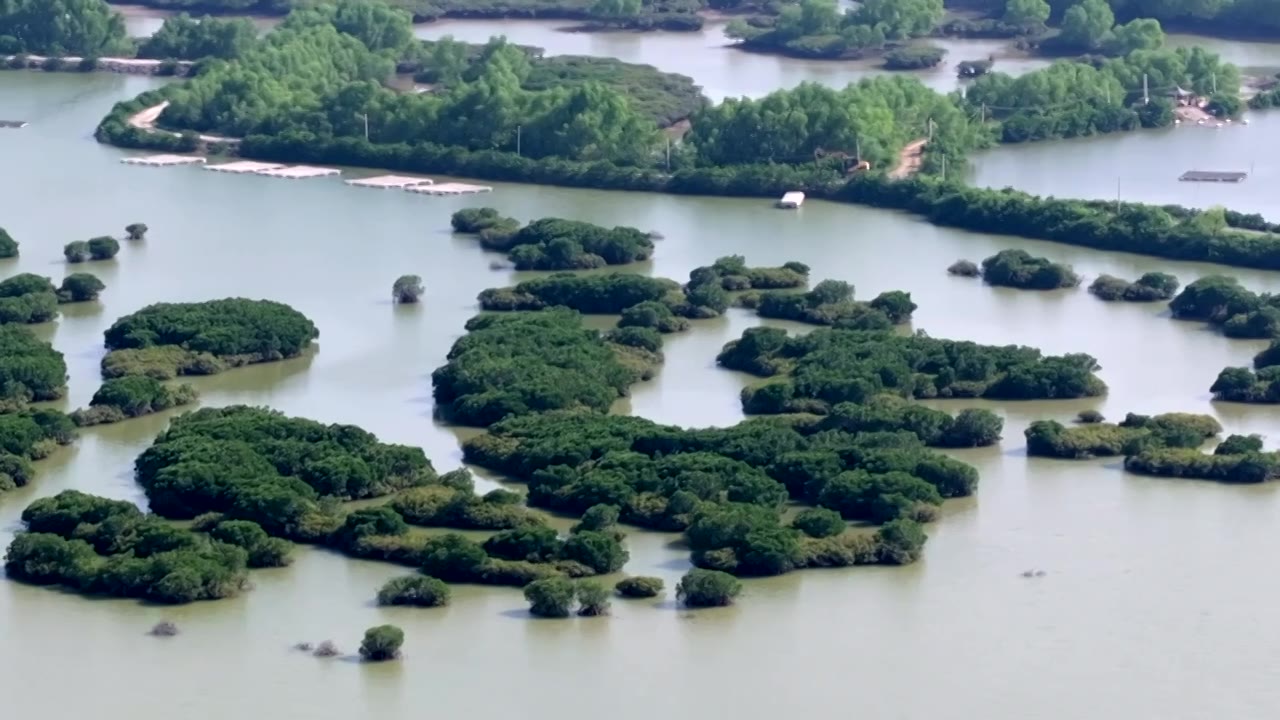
[[889, 138, 927, 179], [127, 101, 239, 144]]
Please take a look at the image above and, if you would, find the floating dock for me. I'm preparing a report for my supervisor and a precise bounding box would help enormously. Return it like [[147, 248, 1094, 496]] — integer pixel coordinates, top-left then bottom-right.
[[777, 191, 805, 208], [204, 160, 284, 174], [346, 174, 434, 189], [1179, 170, 1247, 183], [121, 154, 206, 167], [0, 120, 27, 129], [405, 182, 493, 196], [256, 165, 341, 180]]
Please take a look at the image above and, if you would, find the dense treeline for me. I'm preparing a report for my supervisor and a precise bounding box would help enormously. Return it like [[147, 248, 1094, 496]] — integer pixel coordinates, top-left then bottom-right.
[[3, 491, 254, 603], [451, 208, 654, 270], [1125, 434, 1280, 483], [391, 471, 543, 530], [477, 273, 714, 318], [1025, 411, 1220, 458], [1039, 0, 1280, 39], [462, 410, 955, 574], [1088, 271, 1178, 301], [719, 326, 1106, 414], [0, 0, 131, 56], [748, 279, 917, 327], [432, 310, 657, 427], [980, 249, 1080, 289], [813, 395, 1005, 448], [963, 46, 1240, 142], [1210, 366, 1280, 403], [0, 326, 67, 405], [695, 255, 810, 292], [409, 38, 707, 127], [138, 14, 260, 60], [0, 273, 58, 325], [70, 376, 198, 426], [101, 298, 318, 378]]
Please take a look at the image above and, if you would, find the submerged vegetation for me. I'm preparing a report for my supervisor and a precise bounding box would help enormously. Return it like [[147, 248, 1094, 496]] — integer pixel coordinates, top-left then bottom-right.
[[718, 327, 1106, 414], [1089, 272, 1179, 302], [980, 250, 1080, 290], [751, 280, 916, 328]]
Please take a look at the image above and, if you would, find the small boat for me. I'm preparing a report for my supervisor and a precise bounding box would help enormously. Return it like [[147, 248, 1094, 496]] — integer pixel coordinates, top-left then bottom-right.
[[777, 191, 805, 209]]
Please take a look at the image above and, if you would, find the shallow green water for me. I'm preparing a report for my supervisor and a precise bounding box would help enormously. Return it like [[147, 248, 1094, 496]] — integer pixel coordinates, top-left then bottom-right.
[[3, 71, 1280, 719]]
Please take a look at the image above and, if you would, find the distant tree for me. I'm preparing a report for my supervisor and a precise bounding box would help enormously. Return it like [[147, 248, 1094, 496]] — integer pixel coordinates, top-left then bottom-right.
[[0, 228, 17, 258], [615, 576, 664, 598], [376, 575, 451, 607], [86, 236, 120, 261], [63, 241, 90, 263], [1003, 0, 1050, 26], [1059, 0, 1115, 50], [575, 580, 611, 616], [791, 507, 846, 538], [392, 274, 424, 304], [524, 576, 576, 617], [125, 223, 148, 240], [676, 568, 742, 607], [947, 259, 980, 277], [358, 625, 404, 661], [56, 273, 105, 303]]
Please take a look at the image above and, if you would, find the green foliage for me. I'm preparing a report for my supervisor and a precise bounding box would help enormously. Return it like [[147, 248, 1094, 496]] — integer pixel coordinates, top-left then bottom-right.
[[615, 575, 664, 598], [134, 406, 435, 537], [57, 273, 106, 303], [1125, 444, 1280, 484], [103, 299, 319, 367], [0, 325, 67, 403], [85, 236, 120, 261], [729, 0, 941, 58], [376, 575, 451, 607], [4, 490, 249, 603], [524, 576, 577, 617], [676, 568, 742, 607], [208, 519, 293, 567], [720, 327, 1105, 412], [1088, 272, 1178, 301], [432, 309, 653, 426], [875, 518, 928, 564], [791, 507, 846, 538], [0, 0, 132, 56], [1004, 0, 1051, 26], [391, 484, 539, 530], [358, 624, 404, 661], [1025, 412, 1221, 458], [1210, 366, 1280, 403], [392, 274, 424, 304], [455, 211, 655, 270], [0, 408, 76, 462], [462, 410, 962, 573], [883, 46, 947, 70], [689, 77, 974, 170], [1170, 276, 1280, 339], [71, 376, 197, 427], [980, 249, 1080, 290], [0, 273, 59, 325], [815, 396, 1004, 448], [478, 273, 684, 315], [64, 241, 90, 264], [139, 14, 258, 60], [125, 223, 148, 240], [419, 533, 489, 581], [575, 579, 611, 616], [754, 280, 916, 327], [1059, 0, 1116, 50], [619, 301, 690, 333], [0, 228, 17, 258]]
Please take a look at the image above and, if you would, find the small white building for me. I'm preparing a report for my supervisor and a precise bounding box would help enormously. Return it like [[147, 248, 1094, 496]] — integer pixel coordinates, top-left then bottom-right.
[[778, 191, 805, 209]]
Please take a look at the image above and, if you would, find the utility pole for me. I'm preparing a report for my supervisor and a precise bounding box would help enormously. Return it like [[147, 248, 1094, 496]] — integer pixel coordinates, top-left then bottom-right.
[[1116, 177, 1121, 211], [357, 112, 369, 141], [1212, 72, 1217, 94], [856, 139, 861, 161], [928, 118, 935, 141], [516, 125, 522, 156], [941, 154, 947, 182], [665, 137, 671, 171], [981, 103, 986, 123], [1143, 73, 1149, 105]]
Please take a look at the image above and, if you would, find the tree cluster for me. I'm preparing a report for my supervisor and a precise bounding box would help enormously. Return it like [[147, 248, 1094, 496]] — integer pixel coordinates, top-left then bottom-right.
[[0, 0, 131, 56], [64, 236, 120, 263], [0, 227, 17, 258], [1125, 435, 1280, 484], [0, 273, 58, 325], [461, 409, 968, 573], [0, 325, 67, 405], [1088, 271, 1178, 301], [980, 249, 1080, 290], [3, 490, 252, 603], [1169, 275, 1280, 339], [102, 298, 319, 377], [451, 209, 654, 270], [138, 13, 260, 61], [1025, 411, 1221, 458], [751, 279, 917, 328], [431, 309, 654, 427], [376, 575, 451, 607], [719, 326, 1106, 413], [134, 406, 436, 538], [725, 0, 943, 60], [391, 474, 542, 530], [69, 375, 198, 427]]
